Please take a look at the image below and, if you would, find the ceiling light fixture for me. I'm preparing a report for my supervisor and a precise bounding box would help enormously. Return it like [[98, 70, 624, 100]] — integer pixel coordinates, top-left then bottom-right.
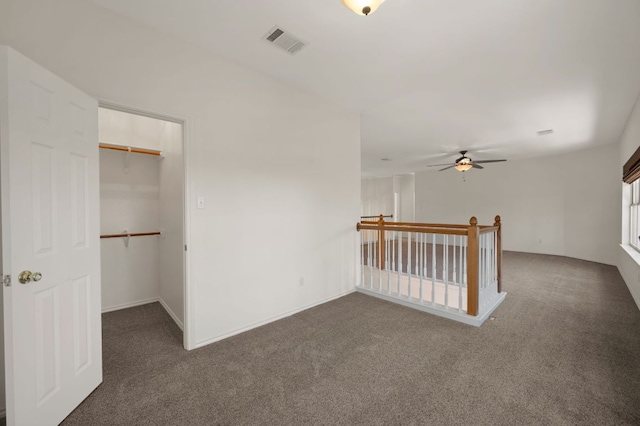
[[454, 158, 473, 172], [341, 0, 386, 16]]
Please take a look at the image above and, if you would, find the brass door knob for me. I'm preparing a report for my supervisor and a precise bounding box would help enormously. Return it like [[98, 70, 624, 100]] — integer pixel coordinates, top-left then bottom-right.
[[18, 270, 42, 284]]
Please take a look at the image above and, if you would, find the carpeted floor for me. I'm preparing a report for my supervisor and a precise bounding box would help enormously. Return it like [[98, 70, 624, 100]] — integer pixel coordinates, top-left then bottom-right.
[[62, 252, 640, 425]]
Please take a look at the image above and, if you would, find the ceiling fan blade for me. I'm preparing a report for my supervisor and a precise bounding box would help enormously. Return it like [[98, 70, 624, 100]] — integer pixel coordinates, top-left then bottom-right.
[[472, 164, 484, 169], [439, 165, 456, 171], [426, 163, 455, 167], [473, 159, 507, 164]]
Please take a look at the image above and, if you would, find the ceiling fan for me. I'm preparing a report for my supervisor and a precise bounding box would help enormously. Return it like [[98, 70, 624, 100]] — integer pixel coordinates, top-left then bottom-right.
[[426, 151, 507, 172]]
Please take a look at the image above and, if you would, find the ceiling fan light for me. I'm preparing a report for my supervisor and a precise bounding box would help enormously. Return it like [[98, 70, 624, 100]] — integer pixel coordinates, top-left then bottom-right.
[[341, 0, 386, 16], [454, 163, 473, 172]]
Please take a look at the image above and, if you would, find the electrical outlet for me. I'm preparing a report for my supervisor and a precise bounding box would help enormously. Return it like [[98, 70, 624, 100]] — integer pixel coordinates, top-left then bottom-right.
[[298, 277, 304, 287], [197, 196, 205, 209]]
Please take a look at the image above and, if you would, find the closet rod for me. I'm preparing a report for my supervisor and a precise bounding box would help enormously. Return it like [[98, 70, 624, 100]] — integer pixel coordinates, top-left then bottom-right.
[[100, 231, 162, 239], [99, 143, 162, 156]]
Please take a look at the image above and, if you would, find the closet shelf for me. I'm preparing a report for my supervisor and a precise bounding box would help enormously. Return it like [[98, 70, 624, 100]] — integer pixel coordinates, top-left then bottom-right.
[[99, 143, 162, 157], [100, 231, 162, 239]]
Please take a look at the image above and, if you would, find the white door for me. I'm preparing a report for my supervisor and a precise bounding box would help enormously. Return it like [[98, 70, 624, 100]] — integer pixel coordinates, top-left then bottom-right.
[[0, 47, 102, 425]]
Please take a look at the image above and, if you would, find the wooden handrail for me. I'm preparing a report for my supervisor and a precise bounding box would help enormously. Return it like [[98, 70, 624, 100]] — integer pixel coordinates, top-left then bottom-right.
[[100, 231, 162, 239], [361, 221, 468, 229], [479, 226, 499, 233], [357, 223, 468, 235], [99, 143, 162, 157]]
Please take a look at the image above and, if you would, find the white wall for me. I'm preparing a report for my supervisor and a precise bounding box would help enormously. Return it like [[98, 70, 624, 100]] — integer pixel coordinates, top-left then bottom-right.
[[415, 143, 620, 265], [361, 177, 393, 218], [618, 95, 640, 308], [99, 148, 161, 310], [0, 0, 360, 348], [99, 107, 163, 151], [158, 121, 184, 328], [361, 173, 414, 222], [393, 174, 415, 222]]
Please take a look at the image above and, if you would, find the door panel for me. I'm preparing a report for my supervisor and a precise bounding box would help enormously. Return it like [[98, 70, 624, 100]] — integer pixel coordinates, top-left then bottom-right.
[[1, 46, 102, 426]]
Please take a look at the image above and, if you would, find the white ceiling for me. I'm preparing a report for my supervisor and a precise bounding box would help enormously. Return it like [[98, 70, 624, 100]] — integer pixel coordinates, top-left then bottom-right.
[[88, 0, 640, 176]]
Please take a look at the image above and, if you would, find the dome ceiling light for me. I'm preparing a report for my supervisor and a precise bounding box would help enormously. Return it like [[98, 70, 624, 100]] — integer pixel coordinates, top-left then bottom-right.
[[341, 0, 386, 16]]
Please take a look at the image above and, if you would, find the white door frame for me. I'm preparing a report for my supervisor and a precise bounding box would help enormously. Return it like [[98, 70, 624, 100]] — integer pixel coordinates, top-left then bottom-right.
[[95, 99, 195, 351]]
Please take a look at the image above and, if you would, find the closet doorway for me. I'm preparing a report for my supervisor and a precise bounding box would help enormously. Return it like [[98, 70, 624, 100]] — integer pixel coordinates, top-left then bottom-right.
[[98, 105, 186, 343]]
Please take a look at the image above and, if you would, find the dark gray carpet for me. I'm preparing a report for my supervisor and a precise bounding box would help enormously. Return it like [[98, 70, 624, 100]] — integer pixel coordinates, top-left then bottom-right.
[[62, 252, 640, 425]]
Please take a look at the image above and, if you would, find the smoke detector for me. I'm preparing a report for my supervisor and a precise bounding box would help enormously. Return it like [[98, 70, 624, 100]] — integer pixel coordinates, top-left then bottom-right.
[[262, 26, 308, 56]]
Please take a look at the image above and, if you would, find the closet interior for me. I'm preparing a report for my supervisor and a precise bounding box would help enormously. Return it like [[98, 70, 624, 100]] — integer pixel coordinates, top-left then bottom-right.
[[98, 107, 184, 331]]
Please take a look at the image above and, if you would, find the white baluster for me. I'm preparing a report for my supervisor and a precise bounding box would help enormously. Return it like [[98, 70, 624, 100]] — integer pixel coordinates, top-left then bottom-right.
[[485, 233, 488, 289], [360, 228, 364, 288], [368, 230, 373, 289], [486, 234, 490, 288], [463, 237, 467, 290], [458, 235, 463, 312], [481, 233, 486, 290], [407, 232, 412, 299], [398, 231, 402, 296], [478, 233, 482, 291], [432, 233, 436, 306], [480, 234, 486, 292], [444, 234, 449, 308], [378, 230, 382, 292], [415, 232, 419, 300], [423, 232, 428, 277], [391, 230, 396, 272], [495, 231, 498, 285], [453, 234, 457, 284], [387, 231, 392, 294], [419, 233, 423, 303]]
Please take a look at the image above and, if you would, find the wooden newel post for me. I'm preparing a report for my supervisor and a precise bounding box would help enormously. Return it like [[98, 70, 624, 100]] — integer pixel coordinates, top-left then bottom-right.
[[494, 215, 502, 293], [378, 214, 386, 270], [467, 216, 479, 316]]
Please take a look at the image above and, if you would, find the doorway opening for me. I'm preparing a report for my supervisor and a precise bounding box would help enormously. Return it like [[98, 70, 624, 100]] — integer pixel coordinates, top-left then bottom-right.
[[98, 106, 186, 342]]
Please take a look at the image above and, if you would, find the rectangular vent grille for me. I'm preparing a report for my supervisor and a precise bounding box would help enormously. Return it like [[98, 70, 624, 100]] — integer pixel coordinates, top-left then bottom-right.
[[266, 29, 284, 42], [263, 26, 308, 56]]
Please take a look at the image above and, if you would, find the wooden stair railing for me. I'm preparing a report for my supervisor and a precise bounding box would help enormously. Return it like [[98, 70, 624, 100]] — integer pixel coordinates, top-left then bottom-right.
[[356, 214, 502, 316]]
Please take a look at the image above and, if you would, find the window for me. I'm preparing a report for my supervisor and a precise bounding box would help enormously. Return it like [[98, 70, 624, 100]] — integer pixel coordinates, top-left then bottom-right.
[[631, 180, 640, 251]]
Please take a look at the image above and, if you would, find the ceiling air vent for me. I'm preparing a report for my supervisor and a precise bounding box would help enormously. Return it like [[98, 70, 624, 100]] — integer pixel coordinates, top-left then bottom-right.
[[262, 26, 308, 56]]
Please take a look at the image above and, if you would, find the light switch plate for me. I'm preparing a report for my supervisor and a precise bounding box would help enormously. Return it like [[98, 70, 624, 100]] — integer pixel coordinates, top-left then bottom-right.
[[197, 196, 205, 209]]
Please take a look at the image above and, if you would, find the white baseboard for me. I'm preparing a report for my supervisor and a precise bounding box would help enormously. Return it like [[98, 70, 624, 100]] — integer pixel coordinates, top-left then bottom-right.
[[101, 297, 184, 330], [194, 289, 356, 349], [101, 297, 159, 313], [158, 298, 184, 330], [356, 287, 507, 327]]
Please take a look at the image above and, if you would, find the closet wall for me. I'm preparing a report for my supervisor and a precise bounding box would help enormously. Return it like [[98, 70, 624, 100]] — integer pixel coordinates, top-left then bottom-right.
[[99, 108, 184, 328]]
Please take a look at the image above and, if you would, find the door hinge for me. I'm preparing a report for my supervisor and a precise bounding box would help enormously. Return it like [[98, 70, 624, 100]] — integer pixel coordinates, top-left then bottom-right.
[[3, 274, 11, 287], [184, 245, 187, 251]]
